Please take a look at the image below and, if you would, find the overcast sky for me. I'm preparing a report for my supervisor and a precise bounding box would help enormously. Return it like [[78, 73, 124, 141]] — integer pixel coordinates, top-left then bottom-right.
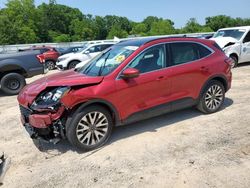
[[0, 0, 249, 28]]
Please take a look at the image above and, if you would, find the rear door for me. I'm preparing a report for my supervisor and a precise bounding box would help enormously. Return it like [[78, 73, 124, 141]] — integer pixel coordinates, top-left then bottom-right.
[[166, 42, 214, 110]]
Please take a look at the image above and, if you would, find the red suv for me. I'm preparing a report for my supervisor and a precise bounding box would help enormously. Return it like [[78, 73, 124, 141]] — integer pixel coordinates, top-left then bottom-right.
[[18, 37, 232, 151], [20, 46, 60, 70]]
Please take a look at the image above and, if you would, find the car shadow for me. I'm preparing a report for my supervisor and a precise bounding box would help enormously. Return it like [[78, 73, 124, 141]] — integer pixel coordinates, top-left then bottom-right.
[[0, 90, 18, 97], [236, 61, 250, 68], [36, 97, 234, 155]]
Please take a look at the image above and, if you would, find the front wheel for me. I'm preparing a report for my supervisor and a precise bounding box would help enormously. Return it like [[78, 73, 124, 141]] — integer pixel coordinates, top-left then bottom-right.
[[68, 61, 79, 69], [197, 80, 225, 114], [230, 55, 238, 68], [0, 73, 26, 95], [66, 105, 113, 151]]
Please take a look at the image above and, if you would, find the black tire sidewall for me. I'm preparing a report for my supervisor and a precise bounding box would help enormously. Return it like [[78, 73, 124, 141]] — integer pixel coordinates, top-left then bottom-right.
[[200, 80, 225, 114], [66, 105, 113, 151], [46, 60, 55, 70], [0, 73, 26, 95], [230, 55, 238, 68], [68, 61, 79, 69]]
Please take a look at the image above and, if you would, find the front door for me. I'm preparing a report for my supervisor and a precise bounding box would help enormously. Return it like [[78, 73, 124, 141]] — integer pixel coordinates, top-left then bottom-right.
[[114, 44, 172, 121], [240, 31, 250, 63]]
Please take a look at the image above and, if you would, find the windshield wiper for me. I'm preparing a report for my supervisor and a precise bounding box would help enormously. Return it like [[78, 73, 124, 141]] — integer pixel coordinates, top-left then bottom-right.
[[98, 52, 111, 76]]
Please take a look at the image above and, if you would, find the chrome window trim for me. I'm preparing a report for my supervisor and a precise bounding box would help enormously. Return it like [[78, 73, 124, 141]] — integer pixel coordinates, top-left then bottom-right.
[[116, 41, 215, 80]]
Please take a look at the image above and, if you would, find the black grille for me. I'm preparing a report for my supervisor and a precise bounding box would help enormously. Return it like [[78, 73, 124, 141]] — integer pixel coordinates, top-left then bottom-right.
[[19, 105, 32, 117]]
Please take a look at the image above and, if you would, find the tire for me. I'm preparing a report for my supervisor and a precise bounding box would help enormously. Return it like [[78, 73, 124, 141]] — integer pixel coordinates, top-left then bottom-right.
[[66, 105, 113, 151], [68, 61, 79, 69], [46, 60, 55, 70], [230, 55, 238, 68], [0, 73, 26, 95], [197, 80, 225, 114]]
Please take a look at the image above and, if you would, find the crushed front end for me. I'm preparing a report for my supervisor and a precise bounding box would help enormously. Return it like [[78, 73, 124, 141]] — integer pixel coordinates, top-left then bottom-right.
[[18, 87, 70, 144]]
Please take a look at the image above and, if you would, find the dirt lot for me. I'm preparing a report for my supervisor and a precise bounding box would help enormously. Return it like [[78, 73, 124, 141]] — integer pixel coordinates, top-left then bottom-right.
[[0, 64, 250, 188]]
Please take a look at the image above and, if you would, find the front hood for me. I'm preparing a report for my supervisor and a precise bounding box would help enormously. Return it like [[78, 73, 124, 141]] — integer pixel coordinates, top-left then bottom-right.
[[210, 37, 238, 48], [18, 70, 104, 106], [59, 53, 73, 59]]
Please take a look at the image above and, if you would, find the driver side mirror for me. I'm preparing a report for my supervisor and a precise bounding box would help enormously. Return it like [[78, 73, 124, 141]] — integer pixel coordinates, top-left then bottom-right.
[[121, 68, 140, 79], [84, 50, 90, 54]]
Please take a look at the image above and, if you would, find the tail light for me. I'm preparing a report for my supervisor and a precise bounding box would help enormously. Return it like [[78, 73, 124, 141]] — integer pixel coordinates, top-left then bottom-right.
[[224, 57, 233, 67], [36, 54, 45, 64]]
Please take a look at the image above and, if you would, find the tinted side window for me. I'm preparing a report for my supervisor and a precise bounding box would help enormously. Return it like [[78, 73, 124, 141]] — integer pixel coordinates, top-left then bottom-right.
[[101, 44, 112, 51], [88, 46, 102, 53], [243, 31, 250, 43], [170, 42, 212, 65], [40, 49, 50, 53], [196, 44, 212, 58], [128, 45, 165, 74], [170, 43, 199, 65]]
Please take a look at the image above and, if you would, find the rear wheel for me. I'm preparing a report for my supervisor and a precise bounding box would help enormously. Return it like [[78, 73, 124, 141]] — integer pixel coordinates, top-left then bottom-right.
[[46, 60, 55, 70], [68, 61, 79, 69], [197, 80, 225, 114], [0, 73, 26, 95], [66, 105, 113, 151]]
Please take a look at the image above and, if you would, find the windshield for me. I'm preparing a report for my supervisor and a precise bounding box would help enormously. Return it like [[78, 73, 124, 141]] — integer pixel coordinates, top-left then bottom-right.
[[213, 29, 246, 41], [78, 45, 138, 76]]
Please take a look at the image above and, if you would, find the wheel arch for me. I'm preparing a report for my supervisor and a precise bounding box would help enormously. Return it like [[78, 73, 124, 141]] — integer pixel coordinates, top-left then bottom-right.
[[0, 65, 27, 79], [67, 59, 81, 69], [199, 74, 229, 97], [229, 53, 238, 61], [45, 59, 56, 63], [67, 99, 121, 127]]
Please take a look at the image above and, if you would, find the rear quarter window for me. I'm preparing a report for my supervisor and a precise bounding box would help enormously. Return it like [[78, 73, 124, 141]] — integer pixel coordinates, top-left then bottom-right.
[[196, 43, 212, 58]]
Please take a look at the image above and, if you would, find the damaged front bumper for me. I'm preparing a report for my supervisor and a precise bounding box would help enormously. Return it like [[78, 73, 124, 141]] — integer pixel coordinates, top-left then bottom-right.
[[19, 105, 66, 144]]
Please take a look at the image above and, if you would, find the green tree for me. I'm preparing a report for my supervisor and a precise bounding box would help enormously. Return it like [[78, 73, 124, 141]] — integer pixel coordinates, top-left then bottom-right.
[[131, 23, 147, 36], [107, 24, 128, 39], [181, 18, 213, 33], [143, 16, 161, 32], [54, 34, 71, 42], [149, 20, 175, 35], [205, 15, 235, 31], [18, 26, 37, 43]]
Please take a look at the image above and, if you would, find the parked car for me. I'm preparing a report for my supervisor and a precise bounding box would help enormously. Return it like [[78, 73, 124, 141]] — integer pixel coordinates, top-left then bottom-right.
[[210, 26, 250, 67], [0, 50, 46, 95], [196, 33, 214, 39], [18, 37, 232, 151], [74, 59, 89, 69], [19, 46, 60, 70], [56, 42, 115, 70], [58, 46, 86, 55]]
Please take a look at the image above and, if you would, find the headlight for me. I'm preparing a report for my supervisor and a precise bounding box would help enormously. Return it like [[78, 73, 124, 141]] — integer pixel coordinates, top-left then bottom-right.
[[31, 87, 70, 110], [58, 57, 68, 62]]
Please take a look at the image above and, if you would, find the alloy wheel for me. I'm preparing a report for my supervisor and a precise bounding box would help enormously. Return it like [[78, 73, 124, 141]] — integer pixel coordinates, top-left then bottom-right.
[[76, 111, 109, 146], [205, 85, 223, 110], [46, 61, 55, 70]]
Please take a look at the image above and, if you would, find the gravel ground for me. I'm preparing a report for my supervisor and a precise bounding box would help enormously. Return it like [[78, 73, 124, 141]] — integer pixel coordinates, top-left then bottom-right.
[[0, 64, 250, 188]]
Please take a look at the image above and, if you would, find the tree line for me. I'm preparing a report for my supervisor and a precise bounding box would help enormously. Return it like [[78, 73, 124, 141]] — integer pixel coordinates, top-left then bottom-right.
[[0, 0, 250, 45]]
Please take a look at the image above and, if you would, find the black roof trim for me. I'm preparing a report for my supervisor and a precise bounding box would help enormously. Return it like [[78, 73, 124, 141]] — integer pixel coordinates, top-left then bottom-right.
[[116, 35, 197, 47]]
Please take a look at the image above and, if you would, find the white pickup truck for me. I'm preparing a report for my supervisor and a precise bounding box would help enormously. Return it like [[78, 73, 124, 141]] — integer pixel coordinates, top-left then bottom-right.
[[210, 26, 250, 67]]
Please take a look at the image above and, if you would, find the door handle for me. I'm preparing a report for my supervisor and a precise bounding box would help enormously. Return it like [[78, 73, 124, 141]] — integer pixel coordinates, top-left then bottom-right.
[[156, 76, 165, 81]]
